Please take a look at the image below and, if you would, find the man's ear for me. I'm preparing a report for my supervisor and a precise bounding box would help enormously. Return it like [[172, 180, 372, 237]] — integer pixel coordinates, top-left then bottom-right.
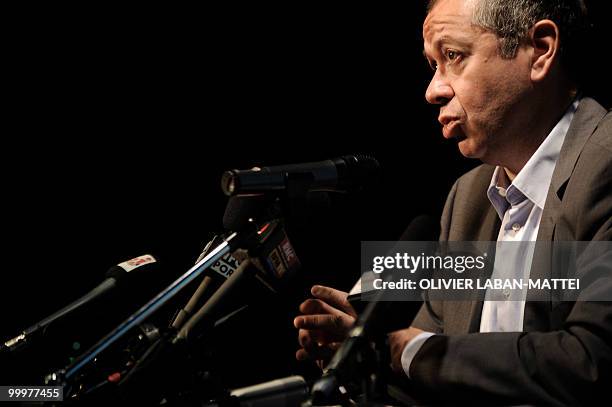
[[529, 19, 560, 82]]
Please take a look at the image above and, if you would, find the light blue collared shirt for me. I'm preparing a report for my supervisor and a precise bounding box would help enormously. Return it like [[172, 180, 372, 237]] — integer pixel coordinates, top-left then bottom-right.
[[480, 98, 579, 332], [401, 98, 581, 377]]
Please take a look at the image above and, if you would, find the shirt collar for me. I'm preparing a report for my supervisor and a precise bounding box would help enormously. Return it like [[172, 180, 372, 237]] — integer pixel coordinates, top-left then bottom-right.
[[487, 98, 580, 217]]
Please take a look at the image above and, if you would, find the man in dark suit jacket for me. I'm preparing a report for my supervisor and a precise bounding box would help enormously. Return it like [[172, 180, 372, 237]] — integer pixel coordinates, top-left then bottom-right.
[[403, 98, 611, 405], [295, 0, 611, 404]]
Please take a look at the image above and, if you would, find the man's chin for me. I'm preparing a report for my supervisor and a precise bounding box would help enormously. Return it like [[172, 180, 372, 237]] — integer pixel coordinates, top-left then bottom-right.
[[457, 138, 483, 159]]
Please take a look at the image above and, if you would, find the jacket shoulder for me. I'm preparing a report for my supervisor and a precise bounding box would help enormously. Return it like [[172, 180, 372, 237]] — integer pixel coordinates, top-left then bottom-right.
[[455, 164, 496, 189], [589, 109, 612, 152]]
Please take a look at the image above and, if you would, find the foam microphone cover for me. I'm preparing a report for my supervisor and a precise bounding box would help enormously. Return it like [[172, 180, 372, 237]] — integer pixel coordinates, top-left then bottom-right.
[[222, 195, 274, 232]]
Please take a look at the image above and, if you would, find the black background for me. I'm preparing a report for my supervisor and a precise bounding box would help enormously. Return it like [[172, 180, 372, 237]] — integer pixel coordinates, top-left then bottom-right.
[[1, 1, 610, 397]]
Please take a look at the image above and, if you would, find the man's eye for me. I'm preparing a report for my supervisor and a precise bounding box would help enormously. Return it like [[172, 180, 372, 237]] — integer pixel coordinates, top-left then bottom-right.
[[446, 50, 460, 61]]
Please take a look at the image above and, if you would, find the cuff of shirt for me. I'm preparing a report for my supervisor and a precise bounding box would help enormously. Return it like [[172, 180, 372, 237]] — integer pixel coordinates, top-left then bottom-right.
[[400, 331, 435, 379]]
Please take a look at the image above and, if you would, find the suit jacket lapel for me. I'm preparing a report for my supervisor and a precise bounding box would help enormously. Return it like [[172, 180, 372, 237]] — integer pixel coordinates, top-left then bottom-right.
[[537, 97, 608, 242], [445, 165, 499, 333], [524, 97, 607, 332]]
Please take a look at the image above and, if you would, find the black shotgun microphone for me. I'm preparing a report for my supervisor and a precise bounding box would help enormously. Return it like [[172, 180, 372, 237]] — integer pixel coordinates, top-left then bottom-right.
[[105, 254, 159, 283], [221, 154, 379, 196], [311, 216, 438, 404], [347, 215, 439, 332], [2, 254, 159, 353]]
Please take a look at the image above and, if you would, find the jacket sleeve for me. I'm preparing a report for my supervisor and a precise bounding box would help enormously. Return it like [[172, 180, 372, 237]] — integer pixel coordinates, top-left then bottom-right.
[[409, 298, 612, 406]]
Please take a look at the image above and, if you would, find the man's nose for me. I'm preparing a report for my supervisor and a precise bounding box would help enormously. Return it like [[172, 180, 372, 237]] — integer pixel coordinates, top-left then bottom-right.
[[425, 72, 454, 105]]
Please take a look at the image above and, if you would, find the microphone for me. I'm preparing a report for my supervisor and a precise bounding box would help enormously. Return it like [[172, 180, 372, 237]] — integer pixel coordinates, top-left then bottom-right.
[[174, 219, 301, 342], [170, 235, 242, 330], [397, 214, 440, 242], [346, 215, 439, 334], [105, 254, 159, 283], [221, 154, 379, 196], [222, 194, 278, 232], [171, 190, 267, 331], [210, 375, 308, 407], [2, 254, 159, 353], [310, 216, 438, 404]]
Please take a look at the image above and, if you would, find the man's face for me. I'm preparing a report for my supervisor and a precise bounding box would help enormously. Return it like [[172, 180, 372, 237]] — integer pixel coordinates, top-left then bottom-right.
[[423, 0, 533, 164]]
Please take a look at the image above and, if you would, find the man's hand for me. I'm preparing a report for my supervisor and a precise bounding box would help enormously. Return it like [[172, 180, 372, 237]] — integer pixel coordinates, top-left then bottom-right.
[[294, 285, 357, 368], [388, 327, 425, 374]]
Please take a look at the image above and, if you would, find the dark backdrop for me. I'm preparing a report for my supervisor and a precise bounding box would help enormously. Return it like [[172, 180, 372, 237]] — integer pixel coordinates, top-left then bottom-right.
[[1, 1, 610, 397]]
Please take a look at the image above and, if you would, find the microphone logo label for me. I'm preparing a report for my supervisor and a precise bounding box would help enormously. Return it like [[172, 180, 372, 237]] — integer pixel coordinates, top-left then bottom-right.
[[265, 237, 301, 279], [211, 253, 241, 278], [119, 254, 157, 273]]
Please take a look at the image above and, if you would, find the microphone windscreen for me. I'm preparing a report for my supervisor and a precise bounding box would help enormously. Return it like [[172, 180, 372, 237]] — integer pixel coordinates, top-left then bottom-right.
[[338, 154, 380, 192], [222, 195, 272, 231], [222, 192, 332, 232], [348, 215, 439, 334], [399, 214, 439, 241]]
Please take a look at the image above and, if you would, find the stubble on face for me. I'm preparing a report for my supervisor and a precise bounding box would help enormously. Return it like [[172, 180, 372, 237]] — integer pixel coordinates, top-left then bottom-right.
[[423, 0, 534, 168]]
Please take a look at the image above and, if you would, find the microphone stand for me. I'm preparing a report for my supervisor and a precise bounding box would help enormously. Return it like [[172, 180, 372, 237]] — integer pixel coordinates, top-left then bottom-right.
[[45, 231, 244, 394], [45, 174, 315, 401], [308, 280, 392, 406], [170, 235, 226, 331], [45, 214, 296, 402], [123, 217, 299, 404]]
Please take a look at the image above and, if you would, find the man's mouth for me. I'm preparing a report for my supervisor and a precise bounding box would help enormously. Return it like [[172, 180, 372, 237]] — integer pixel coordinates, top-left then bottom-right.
[[442, 120, 465, 141], [453, 133, 467, 143]]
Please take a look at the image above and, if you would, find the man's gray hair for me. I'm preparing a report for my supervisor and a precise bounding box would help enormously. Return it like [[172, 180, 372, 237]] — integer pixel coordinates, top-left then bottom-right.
[[427, 0, 589, 80]]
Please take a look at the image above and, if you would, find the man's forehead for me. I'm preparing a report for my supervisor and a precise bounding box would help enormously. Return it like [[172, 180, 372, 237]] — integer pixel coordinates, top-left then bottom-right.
[[427, 0, 478, 14], [423, 0, 478, 42], [424, 0, 475, 32]]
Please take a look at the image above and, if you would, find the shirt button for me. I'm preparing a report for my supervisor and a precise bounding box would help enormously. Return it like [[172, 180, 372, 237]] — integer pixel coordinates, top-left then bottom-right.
[[512, 223, 521, 232], [503, 289, 511, 298], [497, 188, 507, 197]]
